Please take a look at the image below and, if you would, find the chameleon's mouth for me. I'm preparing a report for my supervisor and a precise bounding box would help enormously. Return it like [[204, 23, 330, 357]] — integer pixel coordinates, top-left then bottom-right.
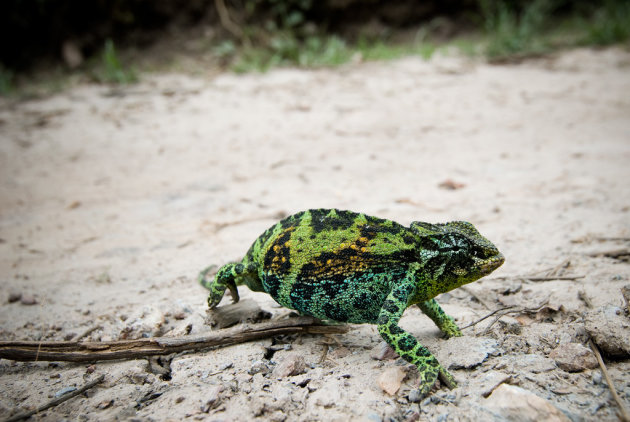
[[477, 252, 505, 275]]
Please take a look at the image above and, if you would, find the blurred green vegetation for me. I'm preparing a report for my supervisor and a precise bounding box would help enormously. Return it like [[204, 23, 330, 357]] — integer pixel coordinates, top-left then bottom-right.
[[0, 0, 629, 92], [93, 39, 138, 84]]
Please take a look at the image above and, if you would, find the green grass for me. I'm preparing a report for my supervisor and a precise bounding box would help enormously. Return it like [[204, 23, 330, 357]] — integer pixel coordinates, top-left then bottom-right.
[[93, 39, 138, 84], [478, 0, 630, 61], [230, 33, 438, 73], [581, 0, 630, 46], [479, 0, 554, 60]]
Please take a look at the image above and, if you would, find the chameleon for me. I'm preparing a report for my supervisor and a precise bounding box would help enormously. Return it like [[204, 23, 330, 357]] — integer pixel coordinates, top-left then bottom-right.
[[199, 208, 504, 395]]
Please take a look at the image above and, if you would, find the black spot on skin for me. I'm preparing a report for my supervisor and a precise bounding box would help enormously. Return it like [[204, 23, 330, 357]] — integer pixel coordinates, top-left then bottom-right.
[[264, 229, 293, 275], [400, 352, 415, 362], [323, 302, 349, 322], [403, 234, 416, 245], [234, 263, 244, 274], [279, 211, 304, 230], [377, 314, 389, 325], [389, 323, 402, 335], [383, 299, 399, 314], [392, 285, 413, 302], [309, 209, 352, 233], [262, 274, 282, 297], [358, 224, 379, 240], [289, 282, 317, 313], [352, 292, 372, 310], [397, 336, 416, 352]]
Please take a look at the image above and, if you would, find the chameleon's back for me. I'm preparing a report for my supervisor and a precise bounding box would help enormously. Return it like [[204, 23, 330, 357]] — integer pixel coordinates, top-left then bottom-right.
[[244, 209, 420, 322]]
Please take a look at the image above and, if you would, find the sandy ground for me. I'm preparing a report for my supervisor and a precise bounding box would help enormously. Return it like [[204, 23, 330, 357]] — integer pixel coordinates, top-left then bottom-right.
[[0, 47, 629, 421]]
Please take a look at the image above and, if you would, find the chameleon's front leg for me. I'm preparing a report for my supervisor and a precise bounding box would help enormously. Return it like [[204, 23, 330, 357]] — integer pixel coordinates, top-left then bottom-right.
[[199, 264, 240, 309], [377, 283, 457, 396], [417, 298, 462, 338]]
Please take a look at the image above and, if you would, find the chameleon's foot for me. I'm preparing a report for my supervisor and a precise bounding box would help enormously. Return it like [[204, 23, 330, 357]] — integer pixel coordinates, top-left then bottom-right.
[[438, 366, 458, 390], [202, 264, 240, 309], [415, 363, 457, 399]]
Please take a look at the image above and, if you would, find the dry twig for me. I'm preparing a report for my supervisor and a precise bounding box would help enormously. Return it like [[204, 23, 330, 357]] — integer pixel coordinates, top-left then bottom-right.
[[587, 248, 630, 258], [589, 340, 630, 422], [526, 275, 585, 282], [5, 374, 105, 422], [461, 301, 549, 333], [0, 317, 347, 363]]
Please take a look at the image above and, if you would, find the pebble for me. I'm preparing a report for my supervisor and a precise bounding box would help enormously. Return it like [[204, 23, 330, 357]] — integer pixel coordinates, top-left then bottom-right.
[[249, 360, 271, 375], [272, 353, 306, 378], [584, 305, 630, 357], [366, 411, 382, 422], [407, 389, 423, 403], [511, 353, 556, 373], [592, 371, 603, 385], [478, 371, 511, 398], [549, 343, 598, 372], [20, 294, 38, 305], [440, 337, 500, 369], [484, 384, 570, 422], [377, 366, 406, 395], [370, 341, 399, 361], [200, 385, 224, 413]]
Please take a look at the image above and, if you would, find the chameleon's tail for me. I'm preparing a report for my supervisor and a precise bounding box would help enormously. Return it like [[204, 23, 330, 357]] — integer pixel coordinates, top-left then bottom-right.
[[198, 264, 218, 290]]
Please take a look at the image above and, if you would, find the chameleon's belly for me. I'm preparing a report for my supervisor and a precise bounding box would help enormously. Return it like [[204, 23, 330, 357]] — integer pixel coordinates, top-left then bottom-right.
[[261, 270, 404, 324]]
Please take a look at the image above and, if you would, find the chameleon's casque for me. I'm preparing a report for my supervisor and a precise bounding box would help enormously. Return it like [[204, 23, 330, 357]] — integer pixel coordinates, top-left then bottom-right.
[[200, 208, 504, 394]]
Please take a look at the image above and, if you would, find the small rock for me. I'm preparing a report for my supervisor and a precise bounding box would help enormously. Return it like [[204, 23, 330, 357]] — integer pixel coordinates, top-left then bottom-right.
[[440, 337, 500, 369], [20, 294, 38, 305], [592, 371, 603, 385], [498, 316, 522, 334], [511, 354, 556, 373], [97, 399, 114, 409], [484, 384, 571, 422], [8, 292, 22, 303], [549, 343, 598, 372], [201, 385, 224, 413], [329, 346, 351, 359], [477, 371, 511, 398], [272, 353, 306, 378], [249, 360, 271, 375], [407, 389, 423, 403], [366, 411, 382, 422], [378, 366, 407, 395], [311, 389, 336, 408], [371, 341, 399, 361], [438, 179, 465, 190], [584, 305, 630, 357]]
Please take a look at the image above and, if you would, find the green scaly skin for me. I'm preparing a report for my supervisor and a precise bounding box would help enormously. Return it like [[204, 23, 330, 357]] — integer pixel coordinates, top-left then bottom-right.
[[199, 209, 504, 396]]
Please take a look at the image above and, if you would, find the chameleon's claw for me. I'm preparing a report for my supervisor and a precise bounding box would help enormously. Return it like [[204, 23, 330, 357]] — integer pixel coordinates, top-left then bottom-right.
[[227, 281, 240, 304]]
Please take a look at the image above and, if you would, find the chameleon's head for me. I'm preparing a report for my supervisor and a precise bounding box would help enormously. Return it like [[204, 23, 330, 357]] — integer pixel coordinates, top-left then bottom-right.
[[410, 220, 505, 293]]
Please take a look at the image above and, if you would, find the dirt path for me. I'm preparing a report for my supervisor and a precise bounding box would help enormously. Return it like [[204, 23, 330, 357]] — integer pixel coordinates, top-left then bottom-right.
[[1, 48, 629, 421]]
